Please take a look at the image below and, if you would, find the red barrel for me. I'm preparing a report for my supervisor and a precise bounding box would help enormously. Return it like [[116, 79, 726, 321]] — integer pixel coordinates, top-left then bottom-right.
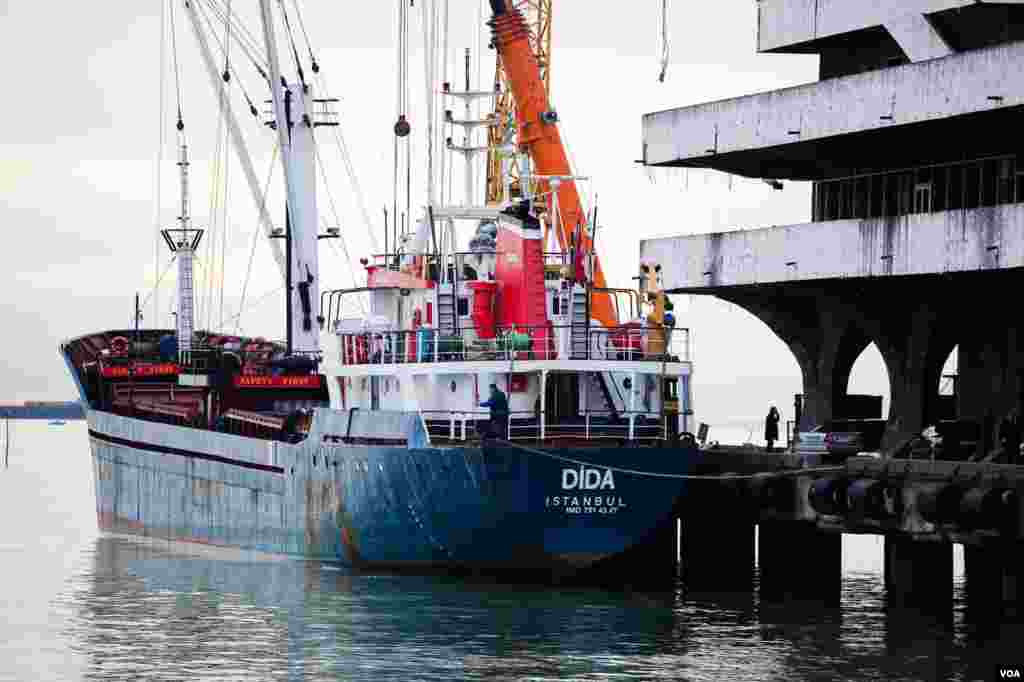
[[468, 281, 498, 339]]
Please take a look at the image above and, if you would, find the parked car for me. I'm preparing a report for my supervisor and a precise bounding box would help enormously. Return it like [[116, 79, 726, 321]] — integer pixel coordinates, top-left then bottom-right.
[[795, 419, 887, 461]]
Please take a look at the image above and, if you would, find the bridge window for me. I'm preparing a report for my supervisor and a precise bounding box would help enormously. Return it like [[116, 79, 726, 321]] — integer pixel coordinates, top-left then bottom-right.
[[812, 154, 1022, 222]]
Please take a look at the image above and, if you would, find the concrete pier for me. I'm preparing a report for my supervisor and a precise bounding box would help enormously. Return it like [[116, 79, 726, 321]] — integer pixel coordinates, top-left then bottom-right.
[[758, 521, 841, 605], [883, 536, 953, 607], [679, 481, 755, 591], [964, 542, 1023, 612], [640, 0, 1024, 453]]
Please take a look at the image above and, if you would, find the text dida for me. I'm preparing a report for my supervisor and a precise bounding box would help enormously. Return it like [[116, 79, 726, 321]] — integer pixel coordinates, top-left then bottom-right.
[[562, 467, 615, 491]]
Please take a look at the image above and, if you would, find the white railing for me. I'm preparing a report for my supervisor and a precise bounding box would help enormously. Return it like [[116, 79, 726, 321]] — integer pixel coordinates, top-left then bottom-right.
[[335, 324, 691, 367], [419, 410, 671, 444]]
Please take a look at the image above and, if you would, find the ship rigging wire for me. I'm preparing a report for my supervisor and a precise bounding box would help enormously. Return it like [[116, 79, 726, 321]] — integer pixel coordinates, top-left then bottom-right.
[[153, 0, 169, 327], [236, 144, 279, 333], [169, 0, 185, 131], [657, 0, 670, 82], [313, 145, 367, 315], [138, 255, 178, 318], [194, 0, 264, 116], [202, 0, 271, 81]]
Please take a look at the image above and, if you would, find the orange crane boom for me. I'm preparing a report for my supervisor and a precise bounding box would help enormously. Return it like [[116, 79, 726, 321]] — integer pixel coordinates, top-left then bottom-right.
[[488, 0, 618, 329]]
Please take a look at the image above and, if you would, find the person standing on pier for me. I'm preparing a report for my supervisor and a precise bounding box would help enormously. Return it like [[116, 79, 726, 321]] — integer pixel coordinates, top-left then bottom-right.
[[765, 406, 780, 453]]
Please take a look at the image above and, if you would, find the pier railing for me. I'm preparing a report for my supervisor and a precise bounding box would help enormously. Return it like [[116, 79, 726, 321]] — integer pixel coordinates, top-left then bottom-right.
[[334, 324, 691, 367]]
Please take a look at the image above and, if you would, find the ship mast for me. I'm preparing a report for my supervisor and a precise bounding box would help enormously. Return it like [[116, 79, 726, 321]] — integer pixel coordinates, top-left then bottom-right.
[[161, 143, 203, 361], [259, 0, 320, 357]]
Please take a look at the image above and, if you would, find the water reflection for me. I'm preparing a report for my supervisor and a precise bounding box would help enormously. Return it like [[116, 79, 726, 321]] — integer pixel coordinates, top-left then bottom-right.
[[55, 534, 1021, 681]]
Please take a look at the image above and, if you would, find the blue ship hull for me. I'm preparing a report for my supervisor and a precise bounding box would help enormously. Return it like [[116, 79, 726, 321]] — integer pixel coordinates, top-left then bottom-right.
[[87, 409, 695, 578]]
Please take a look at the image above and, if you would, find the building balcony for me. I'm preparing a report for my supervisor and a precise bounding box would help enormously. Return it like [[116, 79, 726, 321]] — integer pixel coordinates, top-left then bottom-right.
[[640, 203, 1024, 293], [642, 40, 1024, 180]]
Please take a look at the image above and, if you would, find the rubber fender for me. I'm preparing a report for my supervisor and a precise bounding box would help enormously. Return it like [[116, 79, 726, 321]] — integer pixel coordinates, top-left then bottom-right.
[[809, 477, 850, 516], [847, 479, 901, 519], [960, 487, 1018, 529], [916, 484, 965, 525]]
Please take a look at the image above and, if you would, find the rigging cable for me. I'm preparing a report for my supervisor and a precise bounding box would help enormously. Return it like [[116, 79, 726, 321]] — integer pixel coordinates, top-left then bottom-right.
[[153, 0, 169, 327], [236, 144, 279, 333], [313, 144, 367, 314], [202, 0, 271, 83], [222, 286, 286, 333], [219, 0, 233, 329], [139, 255, 178, 314], [658, 0, 670, 83], [278, 0, 307, 88], [288, 0, 318, 71], [195, 0, 263, 116], [169, 0, 185, 132]]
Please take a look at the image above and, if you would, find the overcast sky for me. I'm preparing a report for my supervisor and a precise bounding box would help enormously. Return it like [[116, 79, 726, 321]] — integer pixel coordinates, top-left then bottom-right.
[[0, 1, 893, 436]]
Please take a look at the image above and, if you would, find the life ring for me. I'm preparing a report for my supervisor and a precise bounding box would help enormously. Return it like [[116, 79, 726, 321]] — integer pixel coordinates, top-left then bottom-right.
[[110, 336, 130, 356], [679, 432, 698, 448]]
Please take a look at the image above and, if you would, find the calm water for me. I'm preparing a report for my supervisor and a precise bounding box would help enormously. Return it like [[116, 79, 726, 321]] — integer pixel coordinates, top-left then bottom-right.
[[1, 421, 1020, 681]]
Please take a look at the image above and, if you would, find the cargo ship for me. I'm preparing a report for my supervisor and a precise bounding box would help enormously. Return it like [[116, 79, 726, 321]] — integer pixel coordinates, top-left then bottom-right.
[[59, 0, 699, 578]]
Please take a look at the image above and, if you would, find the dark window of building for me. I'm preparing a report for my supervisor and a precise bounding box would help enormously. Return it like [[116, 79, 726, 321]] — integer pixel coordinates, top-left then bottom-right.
[[457, 297, 469, 316], [884, 173, 900, 217], [997, 158, 1014, 204], [1016, 156, 1024, 202], [840, 179, 853, 219], [869, 174, 883, 219], [964, 163, 981, 209], [982, 158, 999, 206], [948, 164, 964, 211], [825, 181, 840, 221], [933, 166, 947, 212], [853, 177, 868, 219]]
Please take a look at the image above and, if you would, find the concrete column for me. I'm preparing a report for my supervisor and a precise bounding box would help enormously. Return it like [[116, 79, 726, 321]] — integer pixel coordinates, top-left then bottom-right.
[[680, 481, 755, 591], [758, 521, 842, 606], [883, 536, 952, 607], [964, 542, 1024, 616]]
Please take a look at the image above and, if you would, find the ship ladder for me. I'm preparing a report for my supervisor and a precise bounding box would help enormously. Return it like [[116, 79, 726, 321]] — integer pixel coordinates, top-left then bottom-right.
[[589, 372, 622, 421], [437, 284, 458, 337], [570, 286, 589, 359]]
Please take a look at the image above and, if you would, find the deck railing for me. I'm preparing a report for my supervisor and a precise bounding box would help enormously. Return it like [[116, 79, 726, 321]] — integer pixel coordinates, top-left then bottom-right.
[[334, 324, 691, 367], [419, 409, 674, 445]]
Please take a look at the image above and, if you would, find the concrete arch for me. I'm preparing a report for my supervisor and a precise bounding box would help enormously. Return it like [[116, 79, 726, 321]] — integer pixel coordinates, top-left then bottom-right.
[[716, 282, 967, 450]]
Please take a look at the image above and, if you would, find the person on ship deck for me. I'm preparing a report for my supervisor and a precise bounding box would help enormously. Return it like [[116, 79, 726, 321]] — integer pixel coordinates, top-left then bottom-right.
[[480, 383, 509, 440]]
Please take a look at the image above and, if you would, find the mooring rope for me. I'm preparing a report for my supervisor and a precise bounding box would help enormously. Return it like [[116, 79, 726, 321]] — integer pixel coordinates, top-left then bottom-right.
[[493, 439, 846, 481]]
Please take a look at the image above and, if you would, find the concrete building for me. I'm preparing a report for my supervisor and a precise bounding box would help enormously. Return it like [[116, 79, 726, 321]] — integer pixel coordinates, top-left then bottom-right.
[[641, 0, 1024, 452]]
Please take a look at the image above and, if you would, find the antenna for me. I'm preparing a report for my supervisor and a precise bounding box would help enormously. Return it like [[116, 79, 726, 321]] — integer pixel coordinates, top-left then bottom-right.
[[160, 144, 204, 363]]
